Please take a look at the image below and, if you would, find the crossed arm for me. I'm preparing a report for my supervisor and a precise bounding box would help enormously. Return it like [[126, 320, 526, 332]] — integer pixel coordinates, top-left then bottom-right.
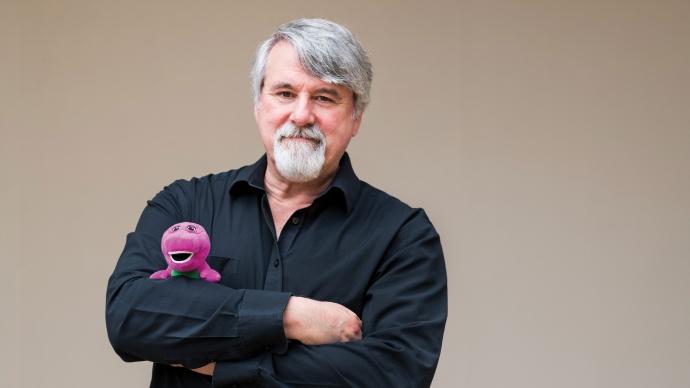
[[106, 183, 447, 387], [174, 296, 363, 375]]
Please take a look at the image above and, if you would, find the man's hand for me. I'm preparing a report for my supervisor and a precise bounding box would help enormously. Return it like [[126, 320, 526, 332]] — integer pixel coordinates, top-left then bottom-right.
[[283, 296, 362, 345]]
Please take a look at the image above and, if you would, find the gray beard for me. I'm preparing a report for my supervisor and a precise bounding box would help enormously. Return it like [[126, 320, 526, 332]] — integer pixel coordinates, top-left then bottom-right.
[[273, 123, 327, 182]]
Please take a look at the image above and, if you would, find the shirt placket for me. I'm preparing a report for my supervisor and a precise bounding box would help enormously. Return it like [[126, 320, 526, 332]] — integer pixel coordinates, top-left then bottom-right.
[[259, 195, 305, 291]]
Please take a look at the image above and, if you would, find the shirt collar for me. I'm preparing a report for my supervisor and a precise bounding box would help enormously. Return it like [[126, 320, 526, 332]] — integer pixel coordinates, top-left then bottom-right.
[[229, 152, 360, 213]]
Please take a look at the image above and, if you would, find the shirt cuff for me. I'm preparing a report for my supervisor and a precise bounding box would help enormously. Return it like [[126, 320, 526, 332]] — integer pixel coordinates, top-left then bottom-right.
[[212, 354, 265, 388], [238, 289, 291, 355]]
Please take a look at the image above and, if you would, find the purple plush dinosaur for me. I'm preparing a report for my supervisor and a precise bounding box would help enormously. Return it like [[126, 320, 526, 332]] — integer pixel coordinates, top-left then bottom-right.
[[149, 222, 221, 283]]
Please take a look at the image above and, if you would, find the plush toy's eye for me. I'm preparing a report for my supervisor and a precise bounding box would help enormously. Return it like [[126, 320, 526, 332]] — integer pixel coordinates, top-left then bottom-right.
[[172, 225, 180, 232], [186, 225, 197, 232]]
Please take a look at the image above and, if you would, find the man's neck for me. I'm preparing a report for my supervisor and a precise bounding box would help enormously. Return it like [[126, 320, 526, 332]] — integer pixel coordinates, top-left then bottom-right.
[[263, 161, 337, 206], [264, 161, 338, 239]]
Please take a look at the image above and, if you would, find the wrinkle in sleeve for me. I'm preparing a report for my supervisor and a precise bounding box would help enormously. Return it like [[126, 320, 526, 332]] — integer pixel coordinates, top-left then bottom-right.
[[105, 182, 290, 368], [214, 209, 448, 387]]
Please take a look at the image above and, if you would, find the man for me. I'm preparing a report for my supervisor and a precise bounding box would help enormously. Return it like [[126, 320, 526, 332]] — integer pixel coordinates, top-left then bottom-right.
[[106, 18, 447, 387]]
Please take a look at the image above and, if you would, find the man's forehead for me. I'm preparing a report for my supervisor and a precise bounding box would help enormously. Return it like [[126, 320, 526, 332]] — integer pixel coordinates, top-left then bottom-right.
[[264, 41, 304, 76], [263, 41, 351, 95]]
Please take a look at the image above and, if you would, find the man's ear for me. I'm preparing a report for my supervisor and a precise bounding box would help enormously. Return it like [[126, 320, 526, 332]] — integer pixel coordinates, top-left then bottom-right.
[[254, 81, 264, 121], [253, 100, 261, 122], [351, 112, 363, 138]]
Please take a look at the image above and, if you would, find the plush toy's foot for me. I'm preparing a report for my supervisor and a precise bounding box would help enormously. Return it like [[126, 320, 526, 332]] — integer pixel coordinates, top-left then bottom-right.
[[200, 269, 221, 283], [150, 270, 171, 280]]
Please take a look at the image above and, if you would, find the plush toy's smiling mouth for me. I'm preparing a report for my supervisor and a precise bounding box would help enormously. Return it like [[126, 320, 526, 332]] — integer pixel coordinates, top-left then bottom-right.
[[169, 251, 194, 264]]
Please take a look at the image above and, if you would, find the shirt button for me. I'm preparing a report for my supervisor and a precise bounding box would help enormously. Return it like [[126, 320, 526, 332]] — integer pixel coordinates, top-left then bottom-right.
[[273, 259, 279, 267], [291, 216, 300, 225]]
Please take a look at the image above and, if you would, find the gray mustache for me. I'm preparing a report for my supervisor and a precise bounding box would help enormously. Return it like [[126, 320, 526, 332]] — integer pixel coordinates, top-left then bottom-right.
[[279, 125, 323, 141]]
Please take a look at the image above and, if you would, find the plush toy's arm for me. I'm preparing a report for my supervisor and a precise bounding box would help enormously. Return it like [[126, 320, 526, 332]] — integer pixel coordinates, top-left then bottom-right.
[[198, 262, 221, 283], [105, 180, 291, 368], [149, 266, 173, 280]]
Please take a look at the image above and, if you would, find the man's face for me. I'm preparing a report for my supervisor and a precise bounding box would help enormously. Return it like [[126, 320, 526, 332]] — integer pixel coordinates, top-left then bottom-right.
[[254, 41, 362, 182]]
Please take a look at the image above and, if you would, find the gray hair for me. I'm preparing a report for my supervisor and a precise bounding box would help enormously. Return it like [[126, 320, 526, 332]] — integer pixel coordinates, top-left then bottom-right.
[[251, 18, 373, 117]]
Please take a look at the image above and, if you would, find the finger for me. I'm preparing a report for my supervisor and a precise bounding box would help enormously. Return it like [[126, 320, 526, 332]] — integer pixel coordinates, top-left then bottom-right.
[[342, 329, 362, 342]]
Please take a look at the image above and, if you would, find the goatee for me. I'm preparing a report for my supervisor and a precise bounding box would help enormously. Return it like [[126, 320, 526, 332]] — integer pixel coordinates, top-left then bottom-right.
[[273, 123, 326, 182]]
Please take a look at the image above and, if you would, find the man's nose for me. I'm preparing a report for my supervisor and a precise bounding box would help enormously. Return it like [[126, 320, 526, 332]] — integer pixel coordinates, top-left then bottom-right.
[[289, 95, 315, 127]]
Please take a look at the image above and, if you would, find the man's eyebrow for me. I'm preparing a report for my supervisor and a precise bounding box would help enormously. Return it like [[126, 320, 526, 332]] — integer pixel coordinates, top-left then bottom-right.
[[314, 88, 342, 99], [269, 82, 295, 90]]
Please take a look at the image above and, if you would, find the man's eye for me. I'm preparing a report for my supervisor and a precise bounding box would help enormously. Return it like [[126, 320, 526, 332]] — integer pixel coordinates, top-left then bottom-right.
[[277, 91, 294, 98], [314, 95, 335, 103]]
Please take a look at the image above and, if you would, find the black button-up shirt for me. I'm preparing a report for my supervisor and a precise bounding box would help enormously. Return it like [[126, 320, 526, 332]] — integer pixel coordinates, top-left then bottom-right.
[[106, 153, 447, 387]]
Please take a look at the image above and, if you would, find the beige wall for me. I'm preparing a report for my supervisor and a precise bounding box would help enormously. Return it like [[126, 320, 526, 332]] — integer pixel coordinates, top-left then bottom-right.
[[2, 1, 689, 387]]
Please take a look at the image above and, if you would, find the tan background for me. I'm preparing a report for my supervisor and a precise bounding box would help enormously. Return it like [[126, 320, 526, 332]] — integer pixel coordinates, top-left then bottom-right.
[[2, 1, 689, 387]]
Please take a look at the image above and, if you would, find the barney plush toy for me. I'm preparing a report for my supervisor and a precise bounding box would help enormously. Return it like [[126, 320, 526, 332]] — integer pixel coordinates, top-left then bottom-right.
[[149, 222, 221, 283]]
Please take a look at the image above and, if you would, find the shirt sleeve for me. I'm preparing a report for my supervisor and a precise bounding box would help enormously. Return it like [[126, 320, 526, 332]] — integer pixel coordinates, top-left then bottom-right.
[[212, 209, 448, 387], [105, 181, 292, 369]]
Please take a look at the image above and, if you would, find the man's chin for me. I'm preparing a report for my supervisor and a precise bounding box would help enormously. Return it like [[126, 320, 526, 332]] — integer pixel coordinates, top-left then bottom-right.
[[273, 134, 326, 183], [275, 164, 322, 183], [274, 156, 324, 183]]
